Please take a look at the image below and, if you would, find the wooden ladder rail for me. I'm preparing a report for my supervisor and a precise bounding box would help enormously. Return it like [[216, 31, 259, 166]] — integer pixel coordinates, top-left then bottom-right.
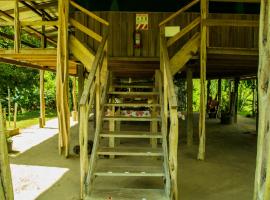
[[160, 32, 179, 200], [79, 31, 109, 199], [156, 70, 171, 198]]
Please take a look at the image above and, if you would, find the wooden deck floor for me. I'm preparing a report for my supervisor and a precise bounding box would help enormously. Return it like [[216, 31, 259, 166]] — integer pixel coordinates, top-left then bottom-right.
[[0, 49, 78, 75]]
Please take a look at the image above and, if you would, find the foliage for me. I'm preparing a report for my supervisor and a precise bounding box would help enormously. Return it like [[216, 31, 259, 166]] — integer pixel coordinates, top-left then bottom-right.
[[183, 78, 256, 114]]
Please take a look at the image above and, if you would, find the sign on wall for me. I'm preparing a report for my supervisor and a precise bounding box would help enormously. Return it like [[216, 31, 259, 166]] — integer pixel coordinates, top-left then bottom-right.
[[165, 26, 181, 37], [136, 14, 148, 30]]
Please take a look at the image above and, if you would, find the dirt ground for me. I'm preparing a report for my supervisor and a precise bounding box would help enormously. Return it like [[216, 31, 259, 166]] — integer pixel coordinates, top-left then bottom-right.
[[9, 114, 257, 200]]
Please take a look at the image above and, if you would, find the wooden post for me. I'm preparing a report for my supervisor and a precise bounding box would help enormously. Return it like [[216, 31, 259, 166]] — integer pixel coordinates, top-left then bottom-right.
[[151, 71, 159, 148], [78, 65, 84, 122], [109, 72, 115, 158], [72, 77, 78, 121], [14, 0, 20, 53], [8, 87, 11, 128], [56, 0, 70, 157], [253, 1, 270, 199], [198, 0, 208, 160], [187, 68, 193, 146], [234, 78, 239, 123], [39, 70, 46, 128], [13, 103, 17, 129], [0, 103, 14, 199], [39, 20, 46, 128]]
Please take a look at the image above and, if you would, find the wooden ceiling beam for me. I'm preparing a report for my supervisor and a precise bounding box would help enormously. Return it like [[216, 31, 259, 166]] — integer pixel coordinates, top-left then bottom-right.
[[209, 0, 260, 3], [0, 31, 38, 48], [0, 9, 57, 46]]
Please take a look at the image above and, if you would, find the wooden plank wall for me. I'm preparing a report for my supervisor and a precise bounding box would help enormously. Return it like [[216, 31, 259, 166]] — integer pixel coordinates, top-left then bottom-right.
[[74, 11, 259, 57]]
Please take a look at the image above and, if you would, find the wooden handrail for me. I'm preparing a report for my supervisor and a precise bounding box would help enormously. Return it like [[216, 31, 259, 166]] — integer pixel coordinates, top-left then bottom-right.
[[167, 16, 201, 47], [79, 30, 108, 105], [160, 34, 178, 108], [205, 19, 259, 27], [70, 0, 109, 26], [70, 18, 102, 42], [159, 0, 200, 27]]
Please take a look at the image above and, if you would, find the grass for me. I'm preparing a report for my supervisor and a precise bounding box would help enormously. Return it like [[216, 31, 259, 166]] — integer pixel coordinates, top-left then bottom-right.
[[239, 111, 255, 118], [7, 110, 57, 129]]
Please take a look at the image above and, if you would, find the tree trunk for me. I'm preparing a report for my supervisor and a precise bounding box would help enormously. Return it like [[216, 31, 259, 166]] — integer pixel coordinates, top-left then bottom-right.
[[56, 0, 70, 157], [253, 1, 270, 199]]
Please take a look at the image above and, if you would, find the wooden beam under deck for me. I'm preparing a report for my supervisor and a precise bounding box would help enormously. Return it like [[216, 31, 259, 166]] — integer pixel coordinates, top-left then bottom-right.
[[0, 48, 78, 75]]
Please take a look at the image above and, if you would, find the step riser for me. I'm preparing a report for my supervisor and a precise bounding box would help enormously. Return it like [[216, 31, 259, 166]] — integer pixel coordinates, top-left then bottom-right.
[[103, 118, 161, 122], [94, 173, 164, 177], [100, 135, 162, 139], [98, 153, 163, 156]]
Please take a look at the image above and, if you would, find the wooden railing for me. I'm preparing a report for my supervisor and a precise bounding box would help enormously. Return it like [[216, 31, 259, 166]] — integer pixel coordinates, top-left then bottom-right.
[[159, 0, 200, 47], [160, 31, 179, 200], [69, 0, 109, 44], [159, 0, 200, 27], [156, 70, 171, 198], [78, 30, 109, 198]]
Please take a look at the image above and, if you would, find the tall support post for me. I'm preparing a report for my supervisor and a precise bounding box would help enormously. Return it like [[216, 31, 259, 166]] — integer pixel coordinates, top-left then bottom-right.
[[8, 87, 11, 128], [253, 1, 270, 199], [234, 78, 239, 123], [72, 77, 78, 121], [39, 19, 46, 128], [151, 71, 159, 148], [108, 72, 116, 158], [14, 0, 20, 53], [0, 103, 14, 199], [39, 70, 46, 128], [56, 0, 70, 157], [198, 0, 208, 160], [187, 68, 194, 146]]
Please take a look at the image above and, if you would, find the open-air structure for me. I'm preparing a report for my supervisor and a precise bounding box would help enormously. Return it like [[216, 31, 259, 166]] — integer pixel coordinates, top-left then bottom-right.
[[0, 0, 269, 199]]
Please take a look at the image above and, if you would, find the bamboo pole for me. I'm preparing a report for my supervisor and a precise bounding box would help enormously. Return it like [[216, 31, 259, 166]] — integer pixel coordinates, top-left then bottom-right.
[[39, 20, 46, 128], [187, 68, 194, 146], [56, 0, 70, 157], [14, 0, 20, 53], [198, 0, 208, 161], [8, 87, 11, 128], [39, 70, 46, 128], [72, 77, 78, 121], [0, 103, 14, 199], [253, 1, 270, 199]]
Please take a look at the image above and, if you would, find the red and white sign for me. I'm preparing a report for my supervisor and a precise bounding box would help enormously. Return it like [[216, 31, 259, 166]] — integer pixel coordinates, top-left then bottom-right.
[[136, 14, 148, 30]]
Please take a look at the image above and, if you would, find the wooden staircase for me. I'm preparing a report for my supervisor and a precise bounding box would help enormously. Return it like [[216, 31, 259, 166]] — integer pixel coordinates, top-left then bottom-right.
[[83, 74, 171, 200], [74, 1, 204, 200]]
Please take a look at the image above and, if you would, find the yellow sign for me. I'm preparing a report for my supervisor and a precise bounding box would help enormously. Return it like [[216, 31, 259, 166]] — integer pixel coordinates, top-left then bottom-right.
[[136, 14, 148, 30]]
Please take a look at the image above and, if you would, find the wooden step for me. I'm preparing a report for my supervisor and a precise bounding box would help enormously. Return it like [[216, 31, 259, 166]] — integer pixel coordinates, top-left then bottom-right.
[[94, 165, 164, 177], [103, 116, 161, 122], [86, 189, 168, 200], [113, 85, 154, 89], [100, 131, 162, 139], [108, 91, 159, 96], [98, 147, 163, 157], [104, 103, 160, 108]]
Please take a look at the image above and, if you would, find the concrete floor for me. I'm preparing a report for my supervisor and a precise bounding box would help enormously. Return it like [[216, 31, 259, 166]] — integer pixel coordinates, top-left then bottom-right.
[[9, 114, 257, 200]]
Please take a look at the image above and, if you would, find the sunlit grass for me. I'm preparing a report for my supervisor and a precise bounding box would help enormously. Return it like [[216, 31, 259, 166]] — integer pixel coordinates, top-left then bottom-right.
[[10, 110, 57, 129]]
